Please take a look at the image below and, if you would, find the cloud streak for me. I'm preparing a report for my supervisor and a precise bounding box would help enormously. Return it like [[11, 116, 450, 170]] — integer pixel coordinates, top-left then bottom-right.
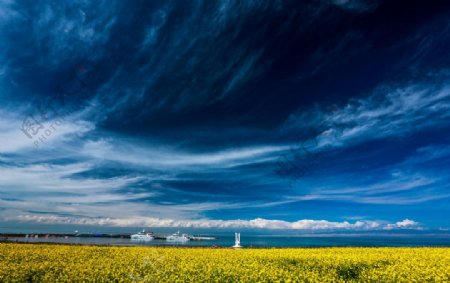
[[2, 214, 420, 231], [283, 79, 450, 151]]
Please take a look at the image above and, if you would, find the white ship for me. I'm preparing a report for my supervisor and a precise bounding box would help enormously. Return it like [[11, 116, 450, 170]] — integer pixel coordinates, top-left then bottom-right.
[[131, 230, 154, 241], [166, 231, 190, 243]]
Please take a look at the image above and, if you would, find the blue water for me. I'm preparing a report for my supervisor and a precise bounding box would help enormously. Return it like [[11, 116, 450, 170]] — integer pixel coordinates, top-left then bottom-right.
[[5, 234, 450, 247], [2, 224, 449, 247]]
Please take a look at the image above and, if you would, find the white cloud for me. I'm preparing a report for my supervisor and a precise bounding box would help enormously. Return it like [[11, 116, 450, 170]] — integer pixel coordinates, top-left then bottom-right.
[[0, 161, 151, 218], [0, 214, 421, 231], [283, 78, 450, 151], [385, 219, 419, 230], [289, 174, 449, 205], [405, 144, 450, 165], [31, 2, 117, 66], [329, 0, 379, 12], [293, 193, 450, 205], [0, 162, 140, 193], [80, 137, 287, 169], [0, 107, 95, 154], [0, 0, 20, 22]]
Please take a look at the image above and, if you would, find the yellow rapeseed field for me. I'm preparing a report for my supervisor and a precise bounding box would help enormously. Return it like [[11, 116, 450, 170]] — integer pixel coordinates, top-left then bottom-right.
[[0, 243, 449, 282]]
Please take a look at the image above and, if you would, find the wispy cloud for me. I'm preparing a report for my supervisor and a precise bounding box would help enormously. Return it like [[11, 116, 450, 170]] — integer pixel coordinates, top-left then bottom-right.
[[329, 0, 379, 12], [283, 78, 450, 151], [289, 169, 449, 205], [0, 107, 95, 154], [80, 138, 287, 169]]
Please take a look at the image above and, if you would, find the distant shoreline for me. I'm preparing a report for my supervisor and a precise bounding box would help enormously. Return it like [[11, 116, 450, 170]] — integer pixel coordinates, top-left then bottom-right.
[[1, 233, 130, 239], [2, 239, 449, 249]]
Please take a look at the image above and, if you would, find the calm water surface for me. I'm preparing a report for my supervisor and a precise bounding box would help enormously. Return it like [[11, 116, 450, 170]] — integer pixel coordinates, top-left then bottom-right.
[[5, 235, 450, 247]]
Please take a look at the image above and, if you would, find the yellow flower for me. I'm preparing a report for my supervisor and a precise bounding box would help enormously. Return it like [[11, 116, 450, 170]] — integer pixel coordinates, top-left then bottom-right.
[[0, 244, 449, 282]]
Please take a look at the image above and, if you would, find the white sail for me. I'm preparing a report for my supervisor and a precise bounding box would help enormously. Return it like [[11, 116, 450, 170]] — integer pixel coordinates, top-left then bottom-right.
[[233, 232, 242, 248]]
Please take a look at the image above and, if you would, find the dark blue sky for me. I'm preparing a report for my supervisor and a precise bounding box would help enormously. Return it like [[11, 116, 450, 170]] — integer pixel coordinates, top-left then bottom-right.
[[0, 0, 449, 231]]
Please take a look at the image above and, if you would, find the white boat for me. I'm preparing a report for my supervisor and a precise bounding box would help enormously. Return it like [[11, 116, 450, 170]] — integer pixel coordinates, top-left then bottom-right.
[[131, 230, 154, 241], [166, 231, 190, 242]]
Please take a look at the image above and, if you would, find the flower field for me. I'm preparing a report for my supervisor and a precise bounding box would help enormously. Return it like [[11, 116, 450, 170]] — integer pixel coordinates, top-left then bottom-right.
[[0, 243, 449, 282]]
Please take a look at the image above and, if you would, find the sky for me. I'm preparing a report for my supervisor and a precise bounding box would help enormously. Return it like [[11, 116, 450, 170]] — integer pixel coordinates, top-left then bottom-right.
[[0, 0, 449, 232]]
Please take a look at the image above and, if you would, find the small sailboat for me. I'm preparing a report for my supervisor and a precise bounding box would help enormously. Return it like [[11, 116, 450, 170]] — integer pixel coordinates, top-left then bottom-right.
[[131, 230, 154, 241], [232, 232, 242, 248], [166, 231, 190, 243]]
